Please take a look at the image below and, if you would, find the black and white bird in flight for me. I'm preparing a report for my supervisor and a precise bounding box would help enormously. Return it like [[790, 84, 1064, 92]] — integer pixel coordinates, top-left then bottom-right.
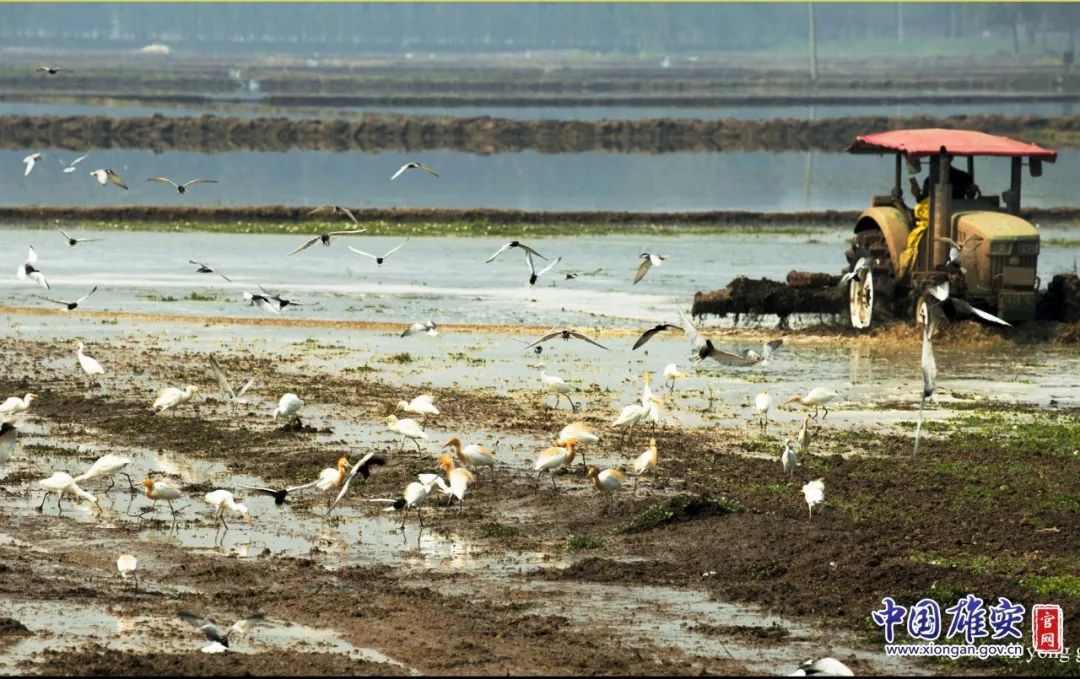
[[45, 286, 97, 311], [288, 229, 368, 256], [390, 162, 438, 181], [23, 153, 42, 177], [234, 480, 319, 506], [329, 451, 391, 514], [307, 204, 360, 224], [524, 329, 609, 352], [209, 354, 255, 406], [178, 611, 266, 653], [17, 246, 49, 289], [243, 291, 280, 314], [632, 323, 679, 350], [348, 240, 408, 267], [401, 320, 438, 338], [679, 310, 782, 366], [36, 66, 69, 75], [486, 241, 547, 264], [57, 228, 102, 247], [923, 279, 1010, 327], [526, 253, 562, 286], [936, 235, 984, 275], [634, 253, 667, 284], [146, 177, 218, 194], [89, 168, 128, 190], [189, 259, 231, 282], [58, 154, 88, 174], [257, 285, 305, 309]]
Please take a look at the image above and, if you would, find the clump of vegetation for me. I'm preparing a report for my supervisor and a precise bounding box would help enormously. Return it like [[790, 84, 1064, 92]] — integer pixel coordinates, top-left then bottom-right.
[[447, 351, 486, 366], [186, 291, 220, 302], [565, 535, 603, 551], [384, 352, 414, 364], [480, 522, 520, 540], [613, 494, 743, 535], [1022, 574, 1080, 598]]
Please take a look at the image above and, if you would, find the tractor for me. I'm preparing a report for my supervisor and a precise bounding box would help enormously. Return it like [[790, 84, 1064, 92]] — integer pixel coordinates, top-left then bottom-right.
[[843, 128, 1055, 328]]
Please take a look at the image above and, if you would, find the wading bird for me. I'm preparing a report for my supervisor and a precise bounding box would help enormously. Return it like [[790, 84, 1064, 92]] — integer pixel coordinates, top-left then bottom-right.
[[914, 307, 938, 456], [141, 478, 182, 520], [315, 456, 351, 493], [557, 421, 599, 467], [348, 240, 408, 268], [0, 422, 17, 466], [781, 439, 799, 476], [435, 455, 476, 509], [179, 611, 266, 653], [75, 341, 104, 383], [204, 489, 250, 529], [540, 369, 577, 412], [391, 161, 438, 181], [396, 394, 439, 418], [38, 471, 99, 512], [152, 385, 198, 416], [0, 393, 36, 423], [632, 323, 679, 351], [442, 437, 496, 479], [243, 290, 280, 314], [789, 657, 854, 677], [272, 393, 304, 424], [329, 451, 389, 513], [57, 228, 101, 247], [784, 387, 837, 420], [116, 554, 138, 589], [486, 241, 547, 264], [797, 414, 812, 453], [663, 363, 687, 393], [47, 286, 98, 311], [526, 253, 562, 287], [208, 354, 255, 406], [385, 414, 427, 452], [802, 478, 824, 521], [23, 152, 42, 177], [633, 253, 668, 284], [74, 453, 133, 492], [401, 320, 438, 338], [89, 168, 128, 190], [632, 437, 658, 493], [586, 465, 624, 510], [534, 441, 577, 490], [17, 246, 49, 289], [390, 474, 441, 528], [189, 259, 231, 282], [288, 228, 368, 255], [307, 204, 359, 224], [59, 154, 88, 175], [755, 390, 773, 433], [147, 177, 218, 194], [612, 401, 648, 441], [524, 329, 609, 352]]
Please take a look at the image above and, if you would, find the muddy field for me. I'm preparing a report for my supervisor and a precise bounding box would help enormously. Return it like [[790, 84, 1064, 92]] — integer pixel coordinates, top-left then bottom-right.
[[4, 112, 1080, 154], [2, 311, 1080, 675]]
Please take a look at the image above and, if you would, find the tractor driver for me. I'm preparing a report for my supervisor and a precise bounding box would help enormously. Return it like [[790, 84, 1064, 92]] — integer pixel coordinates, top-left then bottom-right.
[[900, 160, 979, 272]]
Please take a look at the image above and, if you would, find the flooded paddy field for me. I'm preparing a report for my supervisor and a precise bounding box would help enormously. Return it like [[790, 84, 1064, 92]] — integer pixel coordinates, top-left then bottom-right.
[[2, 226, 1080, 675]]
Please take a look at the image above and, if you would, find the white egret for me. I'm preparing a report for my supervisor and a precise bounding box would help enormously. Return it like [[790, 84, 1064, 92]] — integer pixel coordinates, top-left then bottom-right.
[[442, 437, 496, 479], [663, 363, 687, 393], [557, 420, 599, 467], [390, 473, 442, 528], [141, 478, 182, 520], [587, 465, 625, 510], [802, 478, 825, 521], [632, 437, 658, 493], [534, 441, 577, 490], [396, 394, 439, 418], [755, 390, 773, 433], [315, 456, 351, 492], [75, 341, 105, 382], [204, 489, 250, 529], [781, 439, 799, 476], [179, 611, 266, 653], [152, 385, 198, 416], [116, 554, 138, 589], [385, 414, 428, 452], [540, 370, 577, 412], [784, 387, 837, 420], [789, 657, 854, 676], [38, 471, 99, 511], [0, 393, 36, 423], [272, 393, 304, 423], [797, 414, 812, 453], [436, 455, 476, 509], [73, 453, 133, 492]]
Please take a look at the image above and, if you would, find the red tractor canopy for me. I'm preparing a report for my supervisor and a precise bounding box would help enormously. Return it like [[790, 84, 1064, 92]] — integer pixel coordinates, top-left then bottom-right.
[[846, 128, 1057, 162]]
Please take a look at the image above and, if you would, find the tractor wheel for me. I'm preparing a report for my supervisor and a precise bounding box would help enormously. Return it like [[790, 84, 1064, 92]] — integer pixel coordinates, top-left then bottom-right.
[[846, 227, 903, 327]]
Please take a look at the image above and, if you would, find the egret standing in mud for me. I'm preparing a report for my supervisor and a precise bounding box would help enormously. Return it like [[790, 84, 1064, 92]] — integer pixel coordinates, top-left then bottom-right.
[[540, 370, 577, 412], [38, 471, 100, 512], [797, 414, 812, 454], [534, 441, 577, 491], [385, 414, 428, 452], [586, 465, 625, 511], [663, 363, 687, 393], [755, 390, 773, 433], [152, 385, 198, 416], [204, 489, 250, 529], [436, 455, 476, 510], [179, 611, 266, 653], [556, 421, 599, 468], [632, 438, 658, 494], [802, 478, 825, 521], [784, 387, 837, 420], [442, 437, 496, 480], [781, 439, 799, 476], [0, 393, 35, 423], [272, 393, 304, 425], [141, 478, 182, 521], [75, 341, 105, 387], [116, 554, 138, 590], [914, 307, 938, 456], [74, 454, 133, 493]]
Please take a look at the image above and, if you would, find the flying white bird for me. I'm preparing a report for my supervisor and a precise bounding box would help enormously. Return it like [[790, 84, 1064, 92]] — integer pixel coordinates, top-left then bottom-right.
[[38, 471, 100, 511], [781, 439, 799, 476], [783, 387, 837, 420], [272, 393, 304, 421], [74, 453, 133, 492], [36, 66, 70, 75], [634, 253, 667, 284], [146, 177, 218, 194], [348, 240, 408, 267], [152, 385, 198, 415], [526, 252, 562, 287], [486, 241, 547, 264], [17, 246, 49, 289], [914, 314, 937, 456], [57, 228, 102, 246], [328, 452, 390, 513], [179, 611, 266, 653], [802, 478, 825, 521], [23, 153, 42, 177], [47, 286, 98, 311], [789, 657, 854, 676], [209, 355, 255, 406], [89, 168, 129, 190], [257, 285, 305, 310], [59, 154, 88, 174], [287, 228, 367, 255], [396, 394, 439, 417], [189, 259, 231, 282], [390, 161, 438, 181], [401, 320, 438, 338], [75, 341, 105, 377]]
